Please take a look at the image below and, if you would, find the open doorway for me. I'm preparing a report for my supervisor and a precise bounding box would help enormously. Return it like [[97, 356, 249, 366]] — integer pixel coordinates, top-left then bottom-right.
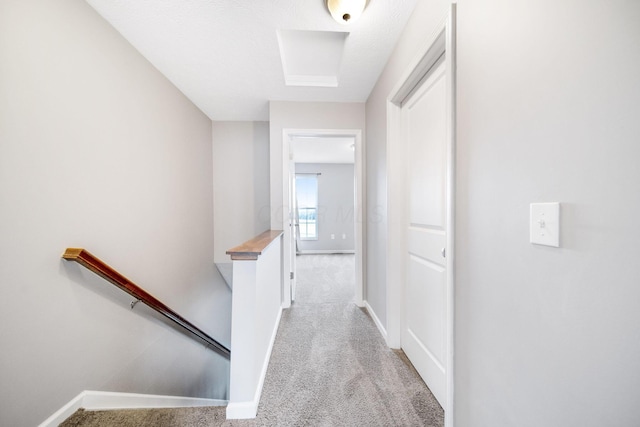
[[292, 136, 355, 254], [291, 137, 356, 303], [281, 129, 364, 308]]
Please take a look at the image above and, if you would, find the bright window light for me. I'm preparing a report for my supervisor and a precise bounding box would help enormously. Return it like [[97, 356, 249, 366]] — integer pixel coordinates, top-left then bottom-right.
[[296, 174, 318, 240]]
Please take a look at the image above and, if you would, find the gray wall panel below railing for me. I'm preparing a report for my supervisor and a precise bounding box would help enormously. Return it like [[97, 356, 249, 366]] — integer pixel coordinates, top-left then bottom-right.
[[63, 248, 230, 359]]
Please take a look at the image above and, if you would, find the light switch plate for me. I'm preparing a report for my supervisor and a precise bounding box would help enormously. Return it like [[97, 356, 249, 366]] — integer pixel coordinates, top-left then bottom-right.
[[530, 202, 560, 247]]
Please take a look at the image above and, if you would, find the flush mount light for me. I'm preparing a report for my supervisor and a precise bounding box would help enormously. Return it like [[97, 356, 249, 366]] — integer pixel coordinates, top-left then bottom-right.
[[327, 0, 367, 25]]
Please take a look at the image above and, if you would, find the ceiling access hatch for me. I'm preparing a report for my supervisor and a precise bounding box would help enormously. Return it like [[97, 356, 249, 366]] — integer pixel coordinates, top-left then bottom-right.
[[277, 29, 348, 87]]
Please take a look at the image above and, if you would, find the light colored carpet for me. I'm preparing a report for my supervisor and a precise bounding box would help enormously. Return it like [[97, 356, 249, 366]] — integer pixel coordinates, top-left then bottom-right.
[[61, 254, 443, 426]]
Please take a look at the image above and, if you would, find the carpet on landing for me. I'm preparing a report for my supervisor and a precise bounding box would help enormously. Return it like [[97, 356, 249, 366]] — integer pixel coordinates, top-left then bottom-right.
[[60, 254, 444, 427]]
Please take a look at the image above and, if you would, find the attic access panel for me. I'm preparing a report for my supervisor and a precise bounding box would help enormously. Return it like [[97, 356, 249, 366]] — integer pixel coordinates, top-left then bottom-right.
[[277, 29, 348, 87]]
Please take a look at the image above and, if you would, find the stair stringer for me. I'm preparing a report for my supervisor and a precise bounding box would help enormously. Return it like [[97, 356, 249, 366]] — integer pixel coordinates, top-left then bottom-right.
[[215, 262, 233, 291]]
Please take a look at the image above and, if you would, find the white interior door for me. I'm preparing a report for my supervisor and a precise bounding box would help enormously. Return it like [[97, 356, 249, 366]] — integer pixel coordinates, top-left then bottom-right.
[[401, 59, 448, 407]]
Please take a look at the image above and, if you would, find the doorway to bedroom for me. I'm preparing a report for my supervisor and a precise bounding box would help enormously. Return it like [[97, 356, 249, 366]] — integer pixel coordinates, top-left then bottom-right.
[[290, 135, 357, 304]]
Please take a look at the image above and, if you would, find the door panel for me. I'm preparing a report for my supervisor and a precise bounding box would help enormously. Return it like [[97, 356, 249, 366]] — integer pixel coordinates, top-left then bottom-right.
[[408, 228, 446, 264], [407, 66, 447, 228], [402, 60, 447, 407], [407, 255, 446, 361]]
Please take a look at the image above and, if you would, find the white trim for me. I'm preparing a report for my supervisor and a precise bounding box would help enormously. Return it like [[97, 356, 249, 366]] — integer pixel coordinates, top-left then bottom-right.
[[444, 7, 457, 427], [226, 306, 283, 419], [364, 300, 387, 342], [225, 400, 260, 419], [284, 75, 338, 88], [389, 35, 446, 106], [253, 306, 282, 413], [281, 129, 365, 308], [81, 390, 226, 410], [385, 100, 405, 350], [38, 391, 86, 427], [296, 249, 355, 255], [386, 6, 456, 427], [38, 390, 227, 427]]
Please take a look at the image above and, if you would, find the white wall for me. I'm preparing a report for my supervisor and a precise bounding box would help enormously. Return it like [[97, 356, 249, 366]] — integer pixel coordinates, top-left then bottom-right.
[[213, 121, 270, 263], [0, 1, 230, 426], [269, 101, 365, 303], [295, 163, 355, 253], [227, 236, 282, 418], [367, 0, 640, 425], [364, 0, 451, 332], [455, 1, 640, 425]]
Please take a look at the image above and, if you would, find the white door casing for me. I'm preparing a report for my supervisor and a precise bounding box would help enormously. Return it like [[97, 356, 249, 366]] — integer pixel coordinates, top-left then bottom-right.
[[386, 6, 455, 426], [281, 129, 365, 308], [288, 156, 297, 301]]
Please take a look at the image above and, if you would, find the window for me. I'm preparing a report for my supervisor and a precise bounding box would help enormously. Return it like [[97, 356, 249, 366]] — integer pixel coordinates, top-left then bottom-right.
[[295, 174, 318, 240]]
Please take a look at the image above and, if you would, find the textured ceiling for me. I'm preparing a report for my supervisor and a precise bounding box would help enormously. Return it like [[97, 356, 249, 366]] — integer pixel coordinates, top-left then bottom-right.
[[86, 0, 418, 121]]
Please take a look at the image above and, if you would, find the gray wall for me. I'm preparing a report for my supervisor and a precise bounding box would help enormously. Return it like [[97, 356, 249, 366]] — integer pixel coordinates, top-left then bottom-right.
[[213, 121, 271, 263], [0, 1, 230, 426], [366, 0, 640, 425], [365, 0, 451, 332], [295, 163, 355, 253], [455, 1, 640, 425], [269, 101, 366, 303]]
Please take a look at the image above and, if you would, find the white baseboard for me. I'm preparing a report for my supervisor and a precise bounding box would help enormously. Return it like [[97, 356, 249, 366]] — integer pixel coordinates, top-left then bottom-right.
[[38, 391, 86, 427], [38, 390, 227, 427], [226, 306, 283, 419], [226, 400, 258, 419], [364, 300, 387, 342], [296, 250, 355, 255]]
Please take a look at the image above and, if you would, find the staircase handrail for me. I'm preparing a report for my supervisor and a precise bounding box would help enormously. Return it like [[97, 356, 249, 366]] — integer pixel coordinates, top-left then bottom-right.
[[62, 248, 230, 359]]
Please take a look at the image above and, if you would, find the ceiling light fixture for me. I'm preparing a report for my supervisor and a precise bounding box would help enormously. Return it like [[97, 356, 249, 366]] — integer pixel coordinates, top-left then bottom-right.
[[327, 0, 367, 25]]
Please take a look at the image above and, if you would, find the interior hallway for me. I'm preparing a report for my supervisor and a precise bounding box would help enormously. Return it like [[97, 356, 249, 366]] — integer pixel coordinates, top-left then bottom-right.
[[252, 254, 444, 425], [61, 254, 443, 426]]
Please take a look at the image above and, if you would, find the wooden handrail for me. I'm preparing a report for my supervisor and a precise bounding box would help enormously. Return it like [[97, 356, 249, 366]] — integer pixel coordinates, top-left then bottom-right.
[[62, 248, 230, 359], [226, 230, 284, 260]]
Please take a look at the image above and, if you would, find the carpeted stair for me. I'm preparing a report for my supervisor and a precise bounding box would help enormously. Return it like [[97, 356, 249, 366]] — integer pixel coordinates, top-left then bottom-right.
[[59, 406, 253, 427]]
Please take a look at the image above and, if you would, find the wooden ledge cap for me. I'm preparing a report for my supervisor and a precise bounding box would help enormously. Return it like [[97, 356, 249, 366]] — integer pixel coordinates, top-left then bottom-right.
[[226, 230, 284, 261]]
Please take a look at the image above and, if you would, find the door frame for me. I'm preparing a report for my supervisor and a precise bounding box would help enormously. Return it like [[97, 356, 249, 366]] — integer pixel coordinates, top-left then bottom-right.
[[386, 6, 456, 426], [281, 128, 365, 308]]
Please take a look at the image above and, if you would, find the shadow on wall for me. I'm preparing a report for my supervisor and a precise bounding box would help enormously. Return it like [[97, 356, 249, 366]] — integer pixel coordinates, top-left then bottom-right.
[[58, 257, 231, 399]]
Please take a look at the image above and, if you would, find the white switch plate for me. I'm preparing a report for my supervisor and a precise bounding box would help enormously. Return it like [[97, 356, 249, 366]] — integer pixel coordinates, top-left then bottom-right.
[[530, 202, 560, 247]]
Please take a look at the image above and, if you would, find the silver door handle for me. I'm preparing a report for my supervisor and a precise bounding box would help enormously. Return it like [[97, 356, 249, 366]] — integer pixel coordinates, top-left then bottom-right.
[[441, 248, 446, 258]]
